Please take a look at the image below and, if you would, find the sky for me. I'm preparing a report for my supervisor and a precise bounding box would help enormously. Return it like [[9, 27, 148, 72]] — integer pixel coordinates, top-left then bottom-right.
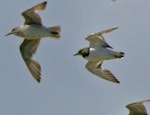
[[0, 0, 150, 115]]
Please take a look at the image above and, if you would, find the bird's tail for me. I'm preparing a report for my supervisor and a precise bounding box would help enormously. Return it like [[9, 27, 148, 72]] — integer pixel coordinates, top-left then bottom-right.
[[48, 26, 61, 39], [114, 52, 125, 58]]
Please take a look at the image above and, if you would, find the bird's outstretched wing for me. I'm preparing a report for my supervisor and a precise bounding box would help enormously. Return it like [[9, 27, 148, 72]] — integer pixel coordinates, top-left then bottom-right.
[[85, 61, 119, 83], [85, 27, 118, 48], [126, 99, 150, 115], [22, 1, 47, 25], [20, 39, 41, 83]]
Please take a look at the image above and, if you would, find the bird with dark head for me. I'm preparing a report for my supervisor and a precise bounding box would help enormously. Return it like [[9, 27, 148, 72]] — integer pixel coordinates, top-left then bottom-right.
[[74, 47, 90, 58], [74, 27, 124, 83]]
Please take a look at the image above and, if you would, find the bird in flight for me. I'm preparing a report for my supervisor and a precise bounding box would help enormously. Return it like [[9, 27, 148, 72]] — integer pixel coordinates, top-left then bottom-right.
[[5, 1, 61, 83], [74, 27, 124, 83], [126, 99, 150, 115]]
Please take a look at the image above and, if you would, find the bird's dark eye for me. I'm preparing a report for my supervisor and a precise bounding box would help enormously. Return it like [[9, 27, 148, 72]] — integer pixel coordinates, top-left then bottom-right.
[[82, 53, 89, 57], [12, 28, 16, 32]]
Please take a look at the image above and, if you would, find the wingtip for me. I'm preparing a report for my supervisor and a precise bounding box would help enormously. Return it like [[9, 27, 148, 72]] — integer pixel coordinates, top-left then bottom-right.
[[115, 79, 120, 84], [102, 69, 120, 84], [113, 27, 119, 30], [110, 76, 120, 84], [41, 1, 47, 9], [36, 78, 41, 83], [43, 1, 47, 5], [107, 27, 119, 32]]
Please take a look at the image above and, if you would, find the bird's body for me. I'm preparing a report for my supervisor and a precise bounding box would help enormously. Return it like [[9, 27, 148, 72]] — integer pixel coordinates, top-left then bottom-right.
[[74, 27, 124, 83], [84, 47, 123, 62], [12, 24, 60, 39], [6, 1, 61, 83]]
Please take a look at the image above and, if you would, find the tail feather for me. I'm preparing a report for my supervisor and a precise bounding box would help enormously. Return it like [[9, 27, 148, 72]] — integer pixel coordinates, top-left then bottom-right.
[[114, 52, 124, 58], [48, 26, 61, 39]]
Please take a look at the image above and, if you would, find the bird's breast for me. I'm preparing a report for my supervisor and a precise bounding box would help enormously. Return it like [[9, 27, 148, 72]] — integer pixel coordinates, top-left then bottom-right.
[[85, 47, 113, 61], [84, 48, 101, 61], [21, 25, 50, 39]]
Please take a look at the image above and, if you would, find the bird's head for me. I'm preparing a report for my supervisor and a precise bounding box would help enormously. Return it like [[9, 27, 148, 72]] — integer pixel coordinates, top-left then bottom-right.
[[74, 50, 82, 56], [5, 26, 22, 36], [74, 47, 89, 58]]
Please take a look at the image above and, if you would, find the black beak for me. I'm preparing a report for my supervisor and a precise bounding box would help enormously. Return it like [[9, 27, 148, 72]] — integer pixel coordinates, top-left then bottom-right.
[[73, 53, 79, 56], [5, 32, 12, 37]]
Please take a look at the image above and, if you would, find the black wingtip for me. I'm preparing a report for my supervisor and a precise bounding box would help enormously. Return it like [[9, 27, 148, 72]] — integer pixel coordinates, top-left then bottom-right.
[[116, 80, 120, 84], [37, 79, 41, 83], [44, 1, 47, 4]]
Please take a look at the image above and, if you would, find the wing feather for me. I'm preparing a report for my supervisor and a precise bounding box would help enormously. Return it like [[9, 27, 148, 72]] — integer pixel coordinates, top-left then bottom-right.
[[126, 100, 150, 115], [85, 61, 119, 83], [22, 1, 47, 25], [85, 27, 118, 48], [20, 39, 41, 83]]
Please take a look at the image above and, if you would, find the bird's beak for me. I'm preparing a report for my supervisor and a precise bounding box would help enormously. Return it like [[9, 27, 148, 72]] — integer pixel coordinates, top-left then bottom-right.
[[73, 53, 79, 56], [5, 32, 12, 37]]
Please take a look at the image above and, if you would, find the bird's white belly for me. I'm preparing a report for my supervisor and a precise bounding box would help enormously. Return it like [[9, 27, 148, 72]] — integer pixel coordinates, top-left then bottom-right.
[[21, 25, 50, 39], [85, 48, 114, 61]]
